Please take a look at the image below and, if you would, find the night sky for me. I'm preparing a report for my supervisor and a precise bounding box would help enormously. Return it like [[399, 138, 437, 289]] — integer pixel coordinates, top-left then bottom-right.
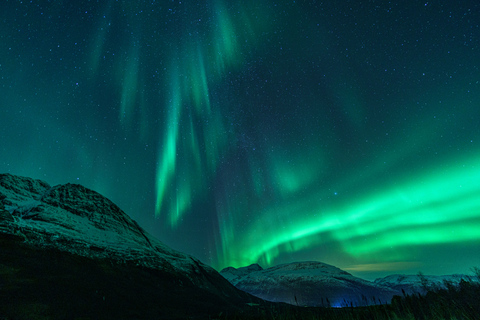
[[1, 0, 480, 280]]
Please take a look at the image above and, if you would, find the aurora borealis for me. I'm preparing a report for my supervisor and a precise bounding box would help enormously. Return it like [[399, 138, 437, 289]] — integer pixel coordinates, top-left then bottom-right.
[[1, 1, 479, 279]]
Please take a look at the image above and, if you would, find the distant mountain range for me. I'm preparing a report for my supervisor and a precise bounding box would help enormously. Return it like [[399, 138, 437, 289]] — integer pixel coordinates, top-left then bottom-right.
[[220, 263, 475, 307], [221, 261, 398, 307], [373, 273, 475, 295], [0, 173, 264, 319]]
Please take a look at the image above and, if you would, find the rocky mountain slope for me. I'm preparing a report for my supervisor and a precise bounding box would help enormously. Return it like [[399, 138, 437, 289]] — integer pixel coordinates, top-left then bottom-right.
[[220, 261, 399, 307], [0, 173, 264, 319]]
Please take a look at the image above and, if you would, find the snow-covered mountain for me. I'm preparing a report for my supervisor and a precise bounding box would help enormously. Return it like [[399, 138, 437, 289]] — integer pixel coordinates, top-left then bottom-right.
[[374, 274, 475, 295], [220, 261, 399, 307], [0, 173, 262, 319], [0, 173, 197, 271]]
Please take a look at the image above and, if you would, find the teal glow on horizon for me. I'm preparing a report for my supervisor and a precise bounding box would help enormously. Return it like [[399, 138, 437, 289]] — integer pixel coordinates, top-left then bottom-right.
[[1, 1, 479, 279]]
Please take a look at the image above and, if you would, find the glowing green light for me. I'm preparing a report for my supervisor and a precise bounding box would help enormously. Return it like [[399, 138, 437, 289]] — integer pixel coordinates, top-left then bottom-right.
[[212, 1, 239, 74], [189, 47, 211, 114], [218, 154, 480, 269], [269, 149, 324, 196], [119, 50, 140, 125], [155, 67, 181, 222], [154, 1, 272, 227]]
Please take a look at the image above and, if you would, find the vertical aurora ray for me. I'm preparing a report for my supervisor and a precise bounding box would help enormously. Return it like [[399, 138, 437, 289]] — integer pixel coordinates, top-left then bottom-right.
[[153, 1, 271, 227], [119, 44, 140, 125], [190, 47, 211, 114], [212, 0, 239, 74], [87, 1, 113, 78], [155, 66, 182, 225], [153, 47, 217, 227]]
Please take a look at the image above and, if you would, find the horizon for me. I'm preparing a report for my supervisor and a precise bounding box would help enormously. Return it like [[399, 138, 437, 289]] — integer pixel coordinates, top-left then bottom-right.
[[215, 260, 480, 282]]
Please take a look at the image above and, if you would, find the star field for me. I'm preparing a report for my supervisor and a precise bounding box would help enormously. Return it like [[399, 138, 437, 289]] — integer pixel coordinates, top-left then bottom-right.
[[1, 0, 479, 279]]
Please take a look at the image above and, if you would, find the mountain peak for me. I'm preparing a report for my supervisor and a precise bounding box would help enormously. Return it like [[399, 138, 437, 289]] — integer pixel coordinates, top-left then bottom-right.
[[247, 263, 264, 271], [220, 260, 398, 307], [0, 174, 187, 265], [0, 173, 50, 201]]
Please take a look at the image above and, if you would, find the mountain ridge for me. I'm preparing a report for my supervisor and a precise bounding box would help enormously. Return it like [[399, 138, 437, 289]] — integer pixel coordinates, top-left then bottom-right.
[[0, 174, 192, 267]]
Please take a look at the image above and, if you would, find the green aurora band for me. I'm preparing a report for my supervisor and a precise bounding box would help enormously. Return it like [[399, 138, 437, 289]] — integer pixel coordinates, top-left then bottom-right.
[[218, 153, 480, 268]]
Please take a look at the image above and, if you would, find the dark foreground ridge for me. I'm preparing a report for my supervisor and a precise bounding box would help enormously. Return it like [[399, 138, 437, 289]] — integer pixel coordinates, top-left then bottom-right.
[[0, 232, 258, 319]]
